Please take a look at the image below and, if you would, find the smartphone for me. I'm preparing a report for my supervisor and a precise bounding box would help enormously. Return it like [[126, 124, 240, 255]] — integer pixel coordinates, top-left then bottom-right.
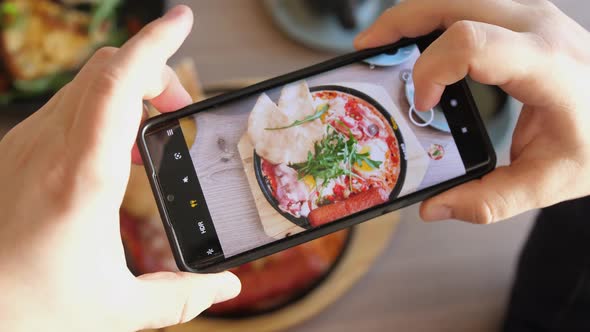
[[138, 33, 496, 273]]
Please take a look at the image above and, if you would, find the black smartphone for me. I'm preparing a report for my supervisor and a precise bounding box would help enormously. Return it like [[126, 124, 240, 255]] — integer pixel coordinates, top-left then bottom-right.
[[138, 33, 496, 273]]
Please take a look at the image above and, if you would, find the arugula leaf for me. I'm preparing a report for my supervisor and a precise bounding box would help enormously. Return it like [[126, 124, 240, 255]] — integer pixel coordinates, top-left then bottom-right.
[[265, 103, 329, 130], [290, 127, 382, 187]]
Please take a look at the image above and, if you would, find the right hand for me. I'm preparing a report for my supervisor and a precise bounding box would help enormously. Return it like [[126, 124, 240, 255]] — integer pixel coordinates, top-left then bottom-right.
[[355, 0, 590, 224]]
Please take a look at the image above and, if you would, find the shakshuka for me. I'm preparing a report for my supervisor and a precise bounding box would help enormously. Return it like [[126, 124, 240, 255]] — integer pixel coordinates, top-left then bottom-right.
[[260, 89, 402, 227]]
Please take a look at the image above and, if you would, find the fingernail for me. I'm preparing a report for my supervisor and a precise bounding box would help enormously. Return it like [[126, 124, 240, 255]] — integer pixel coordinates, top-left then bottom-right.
[[163, 5, 189, 21], [213, 272, 241, 304], [424, 205, 452, 222]]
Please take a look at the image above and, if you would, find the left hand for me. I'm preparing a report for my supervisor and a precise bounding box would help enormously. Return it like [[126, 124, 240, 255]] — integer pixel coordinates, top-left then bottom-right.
[[0, 6, 240, 332]]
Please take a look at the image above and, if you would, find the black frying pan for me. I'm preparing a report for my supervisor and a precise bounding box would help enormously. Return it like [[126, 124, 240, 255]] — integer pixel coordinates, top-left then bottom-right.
[[253, 85, 407, 229]]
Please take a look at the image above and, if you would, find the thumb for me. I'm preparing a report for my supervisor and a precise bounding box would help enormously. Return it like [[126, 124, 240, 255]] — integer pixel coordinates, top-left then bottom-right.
[[419, 161, 553, 224], [131, 271, 241, 330]]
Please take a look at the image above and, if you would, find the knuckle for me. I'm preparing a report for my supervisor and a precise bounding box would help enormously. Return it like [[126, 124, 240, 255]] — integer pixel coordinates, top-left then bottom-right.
[[471, 186, 511, 225], [472, 198, 497, 225], [90, 67, 122, 96], [85, 47, 122, 96], [89, 46, 118, 64], [447, 20, 484, 60], [42, 160, 80, 216]]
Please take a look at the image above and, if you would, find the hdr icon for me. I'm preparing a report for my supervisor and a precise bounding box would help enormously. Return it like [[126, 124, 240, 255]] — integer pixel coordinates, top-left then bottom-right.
[[197, 221, 206, 235]]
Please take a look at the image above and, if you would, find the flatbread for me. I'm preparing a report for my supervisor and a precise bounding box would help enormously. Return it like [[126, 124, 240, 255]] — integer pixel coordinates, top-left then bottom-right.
[[279, 81, 315, 120], [248, 81, 325, 164]]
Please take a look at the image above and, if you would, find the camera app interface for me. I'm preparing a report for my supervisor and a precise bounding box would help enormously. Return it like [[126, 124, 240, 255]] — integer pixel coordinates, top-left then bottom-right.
[[147, 45, 467, 262]]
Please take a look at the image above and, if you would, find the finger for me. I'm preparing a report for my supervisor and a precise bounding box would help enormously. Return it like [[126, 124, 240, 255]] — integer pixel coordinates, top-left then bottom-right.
[[411, 21, 564, 111], [149, 65, 193, 113], [354, 0, 531, 49], [132, 271, 241, 330], [74, 5, 193, 164], [419, 159, 559, 224], [131, 67, 192, 165], [130, 105, 150, 165], [109, 5, 194, 99]]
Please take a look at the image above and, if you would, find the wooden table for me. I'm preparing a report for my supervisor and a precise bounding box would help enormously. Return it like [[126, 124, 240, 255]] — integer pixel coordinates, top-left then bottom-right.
[[1, 1, 588, 331]]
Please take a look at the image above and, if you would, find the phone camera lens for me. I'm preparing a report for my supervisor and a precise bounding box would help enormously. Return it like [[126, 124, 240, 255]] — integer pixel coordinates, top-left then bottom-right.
[[167, 194, 175, 202]]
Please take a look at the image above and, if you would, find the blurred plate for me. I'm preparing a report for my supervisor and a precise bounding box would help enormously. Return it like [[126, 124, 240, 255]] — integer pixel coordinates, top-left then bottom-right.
[[263, 0, 395, 53], [363, 44, 417, 67]]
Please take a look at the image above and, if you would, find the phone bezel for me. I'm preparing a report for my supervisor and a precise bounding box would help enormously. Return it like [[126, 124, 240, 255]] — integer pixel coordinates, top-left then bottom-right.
[[138, 32, 496, 273]]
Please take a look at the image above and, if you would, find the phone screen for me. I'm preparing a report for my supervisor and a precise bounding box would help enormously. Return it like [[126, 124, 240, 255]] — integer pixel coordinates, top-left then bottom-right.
[[144, 42, 487, 269]]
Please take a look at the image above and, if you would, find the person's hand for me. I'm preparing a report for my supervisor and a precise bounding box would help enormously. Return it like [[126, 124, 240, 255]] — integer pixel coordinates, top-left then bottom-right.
[[0, 6, 240, 332], [355, 0, 590, 224]]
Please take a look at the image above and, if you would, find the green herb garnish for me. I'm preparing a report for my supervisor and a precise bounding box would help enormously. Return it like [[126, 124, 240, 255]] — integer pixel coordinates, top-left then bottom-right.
[[265, 103, 329, 130], [0, 3, 25, 29], [89, 0, 122, 34], [291, 127, 382, 186]]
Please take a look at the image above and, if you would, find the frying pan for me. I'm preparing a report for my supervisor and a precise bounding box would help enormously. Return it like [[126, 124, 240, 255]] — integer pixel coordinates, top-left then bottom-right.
[[253, 85, 407, 229]]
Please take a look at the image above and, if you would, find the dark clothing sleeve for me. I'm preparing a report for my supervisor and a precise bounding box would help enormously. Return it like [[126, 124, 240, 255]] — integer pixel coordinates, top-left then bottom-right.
[[504, 196, 590, 332]]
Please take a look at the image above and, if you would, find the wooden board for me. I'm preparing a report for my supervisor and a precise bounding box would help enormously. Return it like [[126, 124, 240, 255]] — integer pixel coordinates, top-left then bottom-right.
[[237, 135, 307, 239], [162, 212, 398, 332]]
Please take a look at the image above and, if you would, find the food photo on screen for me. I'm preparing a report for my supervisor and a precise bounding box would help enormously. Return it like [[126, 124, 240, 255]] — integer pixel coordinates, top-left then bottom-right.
[[178, 44, 468, 259]]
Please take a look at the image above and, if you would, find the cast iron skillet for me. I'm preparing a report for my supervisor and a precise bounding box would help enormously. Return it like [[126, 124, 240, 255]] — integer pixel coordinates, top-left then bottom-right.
[[253, 85, 407, 229]]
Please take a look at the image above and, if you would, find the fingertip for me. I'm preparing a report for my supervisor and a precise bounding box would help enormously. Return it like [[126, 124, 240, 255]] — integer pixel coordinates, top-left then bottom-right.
[[149, 67, 193, 112], [424, 206, 453, 222], [163, 5, 194, 25], [420, 201, 453, 222], [353, 30, 402, 50], [414, 83, 444, 111], [213, 272, 241, 304]]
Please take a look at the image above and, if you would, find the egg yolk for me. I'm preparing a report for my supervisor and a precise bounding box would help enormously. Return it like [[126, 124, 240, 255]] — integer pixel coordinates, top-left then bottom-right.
[[356, 146, 375, 172], [303, 175, 316, 189]]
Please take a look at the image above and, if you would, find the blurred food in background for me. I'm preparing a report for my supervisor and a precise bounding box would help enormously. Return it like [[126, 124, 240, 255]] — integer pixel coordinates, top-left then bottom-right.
[[0, 0, 162, 104], [206, 229, 350, 317], [121, 208, 350, 317]]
